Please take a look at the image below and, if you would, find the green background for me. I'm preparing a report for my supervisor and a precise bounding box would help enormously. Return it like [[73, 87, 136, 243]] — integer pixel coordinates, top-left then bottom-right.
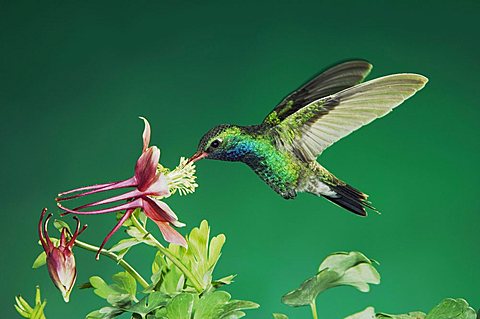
[[1, 0, 479, 318]]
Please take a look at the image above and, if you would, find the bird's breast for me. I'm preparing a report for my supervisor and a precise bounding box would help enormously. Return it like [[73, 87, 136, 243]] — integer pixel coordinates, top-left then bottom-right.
[[237, 139, 301, 196]]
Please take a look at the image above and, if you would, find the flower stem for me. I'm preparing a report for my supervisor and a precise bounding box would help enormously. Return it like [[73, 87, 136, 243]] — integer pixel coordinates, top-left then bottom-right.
[[129, 214, 204, 293], [74, 239, 149, 289], [310, 300, 318, 319]]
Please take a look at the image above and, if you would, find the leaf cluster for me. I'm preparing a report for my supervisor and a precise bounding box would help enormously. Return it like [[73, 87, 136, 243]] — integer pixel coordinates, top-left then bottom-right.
[[14, 286, 47, 319], [274, 252, 477, 319], [346, 298, 477, 319], [85, 220, 258, 319]]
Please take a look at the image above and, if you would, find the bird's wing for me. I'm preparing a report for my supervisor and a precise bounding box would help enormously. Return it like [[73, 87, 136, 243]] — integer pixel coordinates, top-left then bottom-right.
[[263, 60, 373, 126], [269, 74, 428, 162]]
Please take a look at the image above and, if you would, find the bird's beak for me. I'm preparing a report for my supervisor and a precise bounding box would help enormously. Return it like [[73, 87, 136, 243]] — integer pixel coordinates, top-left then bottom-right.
[[187, 151, 208, 164]]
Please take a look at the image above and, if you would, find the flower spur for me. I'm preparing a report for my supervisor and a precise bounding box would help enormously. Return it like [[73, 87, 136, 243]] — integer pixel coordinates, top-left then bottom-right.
[[56, 118, 188, 259]]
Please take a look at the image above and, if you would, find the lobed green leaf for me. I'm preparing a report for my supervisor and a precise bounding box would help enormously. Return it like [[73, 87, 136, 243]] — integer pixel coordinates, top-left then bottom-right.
[[282, 251, 380, 307], [124, 291, 170, 318], [166, 293, 196, 319], [425, 298, 476, 319]]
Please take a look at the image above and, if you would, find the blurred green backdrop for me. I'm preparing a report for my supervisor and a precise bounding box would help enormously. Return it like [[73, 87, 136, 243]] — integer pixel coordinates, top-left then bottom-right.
[[1, 0, 479, 318]]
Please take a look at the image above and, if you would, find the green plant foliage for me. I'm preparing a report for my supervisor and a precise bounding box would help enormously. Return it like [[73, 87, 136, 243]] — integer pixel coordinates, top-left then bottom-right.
[[53, 219, 71, 233], [344, 298, 477, 319], [345, 307, 377, 319], [186, 291, 259, 319], [146, 220, 233, 293], [108, 238, 144, 260], [377, 313, 426, 319], [175, 220, 229, 290], [166, 293, 197, 319], [32, 252, 47, 269], [83, 220, 257, 319], [272, 313, 289, 319], [89, 271, 138, 306], [147, 250, 185, 295], [14, 286, 47, 319], [282, 251, 380, 307], [425, 298, 476, 319], [125, 292, 170, 318]]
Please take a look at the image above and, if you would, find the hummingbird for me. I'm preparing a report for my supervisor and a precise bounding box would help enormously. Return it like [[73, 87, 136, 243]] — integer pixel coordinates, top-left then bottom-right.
[[188, 60, 428, 216]]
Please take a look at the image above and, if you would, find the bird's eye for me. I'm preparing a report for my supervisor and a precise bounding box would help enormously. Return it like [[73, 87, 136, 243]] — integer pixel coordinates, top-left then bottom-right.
[[210, 139, 221, 148]]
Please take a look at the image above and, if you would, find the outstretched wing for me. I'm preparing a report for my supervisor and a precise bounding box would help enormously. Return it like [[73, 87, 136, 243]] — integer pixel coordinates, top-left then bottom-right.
[[270, 73, 428, 162], [263, 60, 373, 126]]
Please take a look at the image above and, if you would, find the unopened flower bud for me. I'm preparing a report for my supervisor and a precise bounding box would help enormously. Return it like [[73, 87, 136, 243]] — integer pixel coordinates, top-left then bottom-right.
[[38, 208, 86, 302]]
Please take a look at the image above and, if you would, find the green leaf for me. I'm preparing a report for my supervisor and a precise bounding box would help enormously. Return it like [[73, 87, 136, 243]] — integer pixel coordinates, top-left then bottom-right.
[[220, 311, 245, 319], [187, 291, 259, 319], [377, 313, 426, 319], [345, 299, 478, 319], [125, 291, 170, 318], [86, 307, 125, 319], [212, 275, 236, 288], [180, 220, 232, 290], [89, 272, 137, 306], [127, 227, 155, 246], [345, 307, 376, 319], [282, 251, 380, 307], [147, 251, 185, 294], [111, 271, 137, 298], [14, 286, 47, 319], [425, 298, 476, 319], [136, 208, 148, 227], [194, 291, 231, 319], [53, 219, 71, 233], [90, 276, 119, 300], [208, 233, 226, 270], [281, 269, 339, 306], [32, 252, 47, 269], [148, 220, 231, 292], [220, 299, 259, 318], [108, 238, 142, 259], [318, 252, 380, 292], [166, 293, 196, 319], [272, 314, 289, 319]]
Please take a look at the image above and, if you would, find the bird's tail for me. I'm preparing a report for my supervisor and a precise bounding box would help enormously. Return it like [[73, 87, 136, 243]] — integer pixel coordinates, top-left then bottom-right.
[[303, 163, 377, 216], [322, 182, 376, 216]]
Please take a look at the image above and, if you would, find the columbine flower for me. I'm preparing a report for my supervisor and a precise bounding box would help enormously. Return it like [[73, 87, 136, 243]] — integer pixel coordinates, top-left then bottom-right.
[[56, 118, 192, 258], [39, 208, 86, 302]]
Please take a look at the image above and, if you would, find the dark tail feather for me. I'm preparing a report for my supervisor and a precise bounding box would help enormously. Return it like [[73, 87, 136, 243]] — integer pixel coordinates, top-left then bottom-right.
[[322, 183, 377, 216]]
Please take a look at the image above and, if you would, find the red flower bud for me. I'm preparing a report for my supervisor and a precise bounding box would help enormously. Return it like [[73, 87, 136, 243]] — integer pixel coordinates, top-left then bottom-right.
[[38, 208, 86, 302]]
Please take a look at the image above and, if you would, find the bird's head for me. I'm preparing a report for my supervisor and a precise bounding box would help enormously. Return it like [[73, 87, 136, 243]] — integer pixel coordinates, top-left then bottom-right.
[[188, 124, 249, 163]]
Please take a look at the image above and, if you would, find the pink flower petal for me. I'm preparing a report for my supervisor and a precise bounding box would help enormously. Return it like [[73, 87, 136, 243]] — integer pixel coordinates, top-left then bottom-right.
[[145, 173, 170, 197], [140, 117, 151, 153], [135, 147, 160, 191], [47, 247, 76, 302], [143, 197, 183, 225], [154, 221, 187, 248]]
